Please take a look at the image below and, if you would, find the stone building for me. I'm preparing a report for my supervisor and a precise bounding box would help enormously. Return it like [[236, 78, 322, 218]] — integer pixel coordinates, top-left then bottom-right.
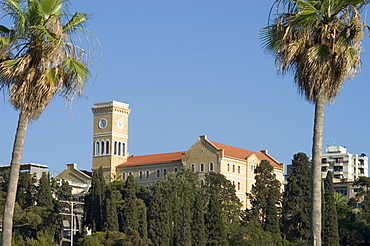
[[91, 101, 284, 208]]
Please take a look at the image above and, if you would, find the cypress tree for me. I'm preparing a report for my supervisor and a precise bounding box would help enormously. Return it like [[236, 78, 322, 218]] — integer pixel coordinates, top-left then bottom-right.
[[103, 186, 119, 231], [148, 181, 171, 246], [16, 172, 36, 209], [281, 152, 311, 243], [36, 172, 53, 209], [205, 190, 227, 245], [191, 190, 206, 246], [121, 174, 142, 245], [323, 171, 339, 246], [248, 160, 281, 234], [177, 196, 192, 246], [84, 167, 106, 232]]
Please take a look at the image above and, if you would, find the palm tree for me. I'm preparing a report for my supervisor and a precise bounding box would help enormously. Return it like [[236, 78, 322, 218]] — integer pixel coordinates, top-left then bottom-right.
[[0, 0, 97, 245], [261, 1, 367, 245]]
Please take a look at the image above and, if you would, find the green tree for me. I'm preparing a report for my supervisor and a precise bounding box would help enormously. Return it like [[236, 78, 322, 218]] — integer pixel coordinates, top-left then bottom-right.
[[203, 172, 242, 226], [354, 176, 370, 222], [281, 152, 311, 243], [191, 190, 206, 246], [17, 172, 36, 209], [85, 167, 106, 232], [248, 160, 281, 234], [77, 231, 128, 246], [0, 0, 97, 244], [148, 181, 171, 246], [261, 1, 367, 244], [103, 186, 119, 232], [205, 190, 227, 246], [121, 175, 143, 245], [36, 172, 53, 209], [323, 171, 339, 246]]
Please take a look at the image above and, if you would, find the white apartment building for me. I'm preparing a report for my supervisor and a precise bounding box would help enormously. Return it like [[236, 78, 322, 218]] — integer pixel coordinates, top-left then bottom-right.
[[321, 146, 368, 181]]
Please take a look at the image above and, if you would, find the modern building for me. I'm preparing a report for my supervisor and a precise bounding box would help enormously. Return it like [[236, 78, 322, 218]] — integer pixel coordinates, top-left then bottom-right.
[[91, 101, 284, 208], [0, 163, 49, 180], [321, 146, 368, 181]]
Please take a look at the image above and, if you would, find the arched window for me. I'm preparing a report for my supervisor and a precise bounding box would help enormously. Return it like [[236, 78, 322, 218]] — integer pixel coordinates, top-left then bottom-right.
[[232, 181, 235, 186], [95, 142, 100, 156], [114, 141, 117, 155], [232, 165, 235, 173], [122, 143, 125, 156], [145, 185, 150, 190], [156, 169, 161, 178], [139, 171, 143, 179], [174, 167, 178, 172], [101, 141, 105, 155], [122, 172, 126, 180], [227, 163, 230, 172], [106, 140, 110, 155], [118, 142, 121, 156], [146, 170, 150, 179], [237, 182, 241, 190], [237, 166, 240, 174], [128, 171, 133, 176], [209, 162, 214, 171], [200, 179, 204, 186], [163, 168, 167, 177], [200, 163, 204, 172], [191, 164, 196, 172]]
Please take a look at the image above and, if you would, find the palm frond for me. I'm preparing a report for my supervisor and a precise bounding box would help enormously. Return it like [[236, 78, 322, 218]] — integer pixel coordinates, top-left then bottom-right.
[[63, 12, 87, 31]]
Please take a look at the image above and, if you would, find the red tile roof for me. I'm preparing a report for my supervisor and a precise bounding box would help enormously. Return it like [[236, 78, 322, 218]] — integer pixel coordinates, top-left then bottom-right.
[[209, 141, 282, 169], [117, 151, 184, 167]]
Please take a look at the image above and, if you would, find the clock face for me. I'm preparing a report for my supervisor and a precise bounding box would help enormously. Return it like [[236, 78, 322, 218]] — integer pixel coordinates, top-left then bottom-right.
[[117, 119, 124, 130], [99, 118, 107, 129]]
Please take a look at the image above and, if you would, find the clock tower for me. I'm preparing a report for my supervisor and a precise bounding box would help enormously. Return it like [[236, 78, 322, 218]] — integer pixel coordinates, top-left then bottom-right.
[[92, 101, 131, 178]]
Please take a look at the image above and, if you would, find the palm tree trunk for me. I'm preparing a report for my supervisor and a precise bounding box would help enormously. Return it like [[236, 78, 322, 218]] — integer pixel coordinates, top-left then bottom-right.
[[1, 112, 29, 246], [310, 95, 325, 246]]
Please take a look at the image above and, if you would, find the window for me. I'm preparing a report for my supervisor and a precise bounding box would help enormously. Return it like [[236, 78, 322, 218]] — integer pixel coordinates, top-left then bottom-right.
[[232, 165, 235, 173], [200, 163, 204, 172], [232, 181, 235, 186], [209, 162, 214, 171], [227, 163, 230, 172], [114, 141, 117, 155], [145, 185, 150, 190], [118, 142, 121, 155], [200, 179, 204, 186], [156, 169, 161, 178], [122, 172, 126, 180], [191, 164, 196, 172], [101, 141, 105, 155], [139, 171, 143, 179], [251, 165, 256, 171], [146, 170, 150, 179], [122, 143, 125, 156], [353, 188, 361, 193], [334, 187, 347, 196], [237, 182, 241, 190], [237, 166, 240, 174], [174, 167, 178, 172], [163, 168, 167, 176], [128, 171, 133, 176], [95, 142, 100, 156], [106, 140, 110, 155]]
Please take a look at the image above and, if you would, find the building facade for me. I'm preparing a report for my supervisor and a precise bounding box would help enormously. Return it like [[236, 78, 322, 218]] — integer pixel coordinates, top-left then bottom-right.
[[321, 146, 368, 181], [91, 101, 284, 208]]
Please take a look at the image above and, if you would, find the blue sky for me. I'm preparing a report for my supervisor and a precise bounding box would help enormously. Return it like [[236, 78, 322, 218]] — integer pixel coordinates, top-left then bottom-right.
[[1, 1, 370, 176]]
